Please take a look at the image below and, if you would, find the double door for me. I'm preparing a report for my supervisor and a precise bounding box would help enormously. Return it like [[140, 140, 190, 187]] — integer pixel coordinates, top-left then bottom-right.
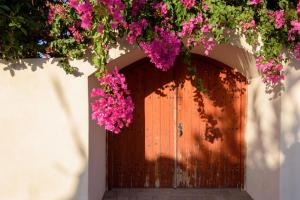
[[107, 55, 246, 188]]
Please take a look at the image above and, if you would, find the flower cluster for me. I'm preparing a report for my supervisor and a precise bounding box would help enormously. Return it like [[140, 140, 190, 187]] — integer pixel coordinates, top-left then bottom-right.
[[153, 2, 168, 16], [240, 20, 256, 33], [48, 3, 66, 24], [267, 10, 285, 29], [274, 10, 285, 29], [250, 0, 263, 6], [127, 19, 148, 44], [181, 0, 195, 9], [90, 67, 134, 134], [103, 0, 126, 29], [256, 57, 285, 85], [140, 27, 181, 71], [179, 14, 203, 37], [76, 1, 93, 30], [69, 25, 84, 43], [132, 0, 146, 16], [288, 20, 300, 41]]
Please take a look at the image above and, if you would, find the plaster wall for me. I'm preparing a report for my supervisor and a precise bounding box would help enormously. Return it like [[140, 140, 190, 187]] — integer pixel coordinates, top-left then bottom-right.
[[280, 59, 300, 200], [0, 59, 94, 200]]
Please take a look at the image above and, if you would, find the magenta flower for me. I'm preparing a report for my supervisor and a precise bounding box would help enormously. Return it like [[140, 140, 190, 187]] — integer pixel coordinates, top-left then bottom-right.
[[140, 27, 181, 71], [90, 67, 134, 134], [201, 37, 216, 55], [76, 1, 93, 14], [256, 57, 285, 85], [203, 3, 209, 11], [288, 20, 300, 41], [75, 1, 93, 30], [181, 0, 195, 9], [127, 19, 148, 44], [80, 12, 93, 30], [249, 0, 263, 5], [67, 0, 78, 9], [48, 4, 66, 24], [97, 24, 104, 33], [69, 26, 84, 43], [274, 10, 285, 29], [179, 14, 203, 37], [132, 0, 146, 16], [103, 0, 125, 29], [153, 2, 168, 16], [240, 19, 256, 33]]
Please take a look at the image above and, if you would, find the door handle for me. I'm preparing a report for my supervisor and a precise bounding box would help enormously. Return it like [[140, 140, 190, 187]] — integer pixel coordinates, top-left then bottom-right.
[[178, 123, 183, 137]]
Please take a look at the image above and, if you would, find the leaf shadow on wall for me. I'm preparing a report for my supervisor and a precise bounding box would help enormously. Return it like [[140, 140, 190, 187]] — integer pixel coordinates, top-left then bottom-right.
[[51, 77, 88, 200]]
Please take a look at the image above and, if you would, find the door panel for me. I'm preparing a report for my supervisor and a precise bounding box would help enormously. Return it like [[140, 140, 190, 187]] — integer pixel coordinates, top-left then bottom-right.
[[107, 55, 246, 189], [175, 55, 246, 188], [107, 59, 175, 188]]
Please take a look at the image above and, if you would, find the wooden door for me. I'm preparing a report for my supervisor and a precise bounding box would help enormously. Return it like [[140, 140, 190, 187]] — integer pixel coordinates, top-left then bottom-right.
[[107, 55, 247, 188]]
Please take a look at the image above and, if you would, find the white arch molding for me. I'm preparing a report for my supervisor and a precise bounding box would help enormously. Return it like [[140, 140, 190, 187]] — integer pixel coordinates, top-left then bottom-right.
[[88, 41, 286, 200]]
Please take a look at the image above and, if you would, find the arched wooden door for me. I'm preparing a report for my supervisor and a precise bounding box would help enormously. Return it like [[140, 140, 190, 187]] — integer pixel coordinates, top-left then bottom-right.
[[107, 54, 247, 188]]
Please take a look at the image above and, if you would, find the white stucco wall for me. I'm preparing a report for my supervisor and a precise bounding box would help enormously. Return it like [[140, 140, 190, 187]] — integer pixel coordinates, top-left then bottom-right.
[[0, 59, 94, 200], [280, 59, 300, 200], [0, 40, 299, 200]]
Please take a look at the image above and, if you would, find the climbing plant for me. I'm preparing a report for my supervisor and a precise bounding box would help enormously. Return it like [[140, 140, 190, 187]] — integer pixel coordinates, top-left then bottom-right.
[[1, 0, 300, 133], [0, 0, 49, 59]]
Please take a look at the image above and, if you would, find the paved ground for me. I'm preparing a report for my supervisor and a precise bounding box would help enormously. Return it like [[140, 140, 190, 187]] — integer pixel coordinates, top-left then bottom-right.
[[103, 189, 253, 200]]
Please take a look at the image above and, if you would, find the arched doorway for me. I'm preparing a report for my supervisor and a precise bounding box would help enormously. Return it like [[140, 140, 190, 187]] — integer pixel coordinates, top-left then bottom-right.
[[107, 54, 247, 188]]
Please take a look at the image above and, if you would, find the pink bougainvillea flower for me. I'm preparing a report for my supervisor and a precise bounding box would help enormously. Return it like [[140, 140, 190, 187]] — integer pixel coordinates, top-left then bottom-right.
[[240, 19, 256, 32], [256, 57, 285, 85], [153, 2, 168, 16], [274, 10, 285, 29], [140, 27, 181, 71], [80, 12, 93, 30], [97, 24, 104, 33], [294, 43, 300, 60], [48, 4, 66, 24], [179, 13, 203, 37], [132, 0, 146, 16], [74, 1, 93, 30], [127, 19, 148, 44], [288, 20, 300, 41], [76, 1, 93, 14], [249, 0, 263, 5], [69, 26, 84, 43], [203, 3, 209, 11], [67, 0, 78, 9], [90, 67, 134, 134], [201, 37, 216, 55], [181, 0, 195, 9], [103, 0, 125, 29]]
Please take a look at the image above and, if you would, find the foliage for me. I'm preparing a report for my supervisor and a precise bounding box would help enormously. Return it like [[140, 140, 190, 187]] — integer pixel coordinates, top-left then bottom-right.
[[45, 0, 299, 133], [0, 0, 49, 59]]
